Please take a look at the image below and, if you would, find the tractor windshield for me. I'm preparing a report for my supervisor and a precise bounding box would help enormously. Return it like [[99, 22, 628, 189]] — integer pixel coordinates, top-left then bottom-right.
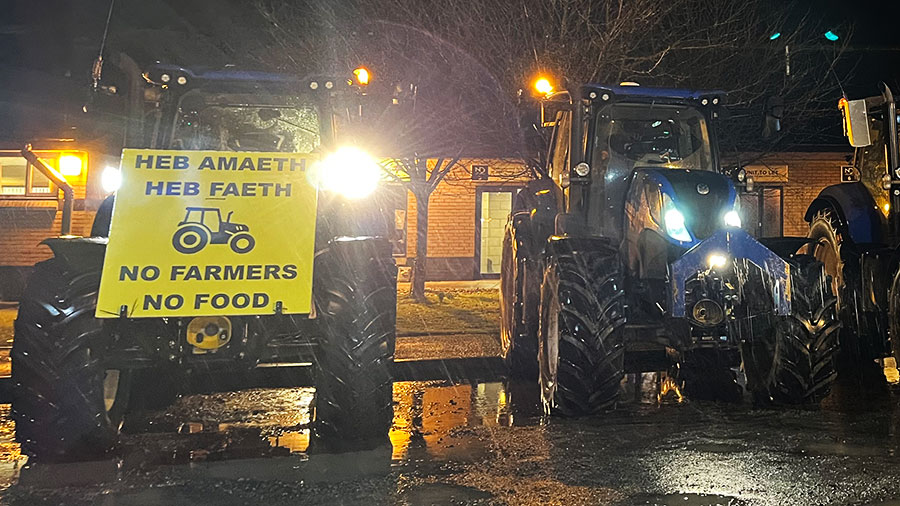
[[597, 103, 712, 172], [171, 91, 320, 152]]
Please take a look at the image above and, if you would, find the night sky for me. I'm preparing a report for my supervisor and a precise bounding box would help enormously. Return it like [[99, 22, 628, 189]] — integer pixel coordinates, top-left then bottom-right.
[[1, 0, 899, 143]]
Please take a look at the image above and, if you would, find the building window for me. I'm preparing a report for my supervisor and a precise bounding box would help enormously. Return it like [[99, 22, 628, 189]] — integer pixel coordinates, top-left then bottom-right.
[[0, 154, 56, 198], [478, 190, 514, 276]]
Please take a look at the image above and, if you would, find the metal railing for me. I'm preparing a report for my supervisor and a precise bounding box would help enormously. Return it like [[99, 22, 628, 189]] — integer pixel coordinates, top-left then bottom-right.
[[20, 144, 75, 235]]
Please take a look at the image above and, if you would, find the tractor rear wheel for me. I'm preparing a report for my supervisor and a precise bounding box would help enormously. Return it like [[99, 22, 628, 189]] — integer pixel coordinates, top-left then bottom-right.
[[538, 244, 626, 416], [500, 226, 539, 378], [12, 258, 131, 461], [312, 238, 396, 448], [808, 208, 882, 367], [740, 255, 840, 404]]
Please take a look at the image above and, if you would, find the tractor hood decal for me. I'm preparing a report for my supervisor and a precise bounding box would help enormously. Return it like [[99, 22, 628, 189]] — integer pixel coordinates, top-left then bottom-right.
[[643, 169, 736, 242]]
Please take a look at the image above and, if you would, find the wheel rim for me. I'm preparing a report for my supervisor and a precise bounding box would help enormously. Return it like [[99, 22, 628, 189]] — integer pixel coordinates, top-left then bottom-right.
[[103, 369, 120, 413], [809, 216, 844, 310], [101, 365, 132, 427], [539, 268, 560, 412], [499, 236, 515, 357], [890, 273, 900, 364]]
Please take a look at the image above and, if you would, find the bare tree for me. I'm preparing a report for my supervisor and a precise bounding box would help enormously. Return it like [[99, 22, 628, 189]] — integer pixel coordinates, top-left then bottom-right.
[[383, 157, 459, 301], [255, 0, 851, 298]]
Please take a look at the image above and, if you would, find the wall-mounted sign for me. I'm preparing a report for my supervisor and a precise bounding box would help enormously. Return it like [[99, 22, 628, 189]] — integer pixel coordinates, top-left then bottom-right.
[[743, 164, 788, 183], [471, 164, 489, 180], [841, 165, 859, 182]]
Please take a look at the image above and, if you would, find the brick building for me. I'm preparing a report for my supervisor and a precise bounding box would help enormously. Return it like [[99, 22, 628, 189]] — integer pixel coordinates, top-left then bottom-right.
[[400, 151, 852, 281], [398, 158, 531, 281], [0, 146, 106, 299], [0, 150, 853, 298]]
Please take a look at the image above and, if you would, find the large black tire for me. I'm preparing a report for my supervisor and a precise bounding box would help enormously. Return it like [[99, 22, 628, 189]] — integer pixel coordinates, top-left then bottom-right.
[[538, 244, 626, 416], [500, 224, 540, 378], [740, 255, 840, 404], [12, 258, 130, 461], [312, 239, 396, 447], [808, 208, 883, 367], [680, 349, 743, 403]]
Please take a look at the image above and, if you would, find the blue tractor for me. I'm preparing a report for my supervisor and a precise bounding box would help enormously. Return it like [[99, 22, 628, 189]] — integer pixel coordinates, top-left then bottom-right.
[[805, 85, 900, 378], [500, 84, 840, 414], [12, 61, 398, 460]]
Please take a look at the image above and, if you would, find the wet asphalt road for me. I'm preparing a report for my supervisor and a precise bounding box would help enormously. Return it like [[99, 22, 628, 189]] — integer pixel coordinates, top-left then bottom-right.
[[1, 338, 900, 505]]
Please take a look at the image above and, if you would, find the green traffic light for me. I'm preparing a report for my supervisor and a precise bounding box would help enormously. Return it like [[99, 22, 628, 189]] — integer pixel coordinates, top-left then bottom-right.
[[769, 32, 782, 40], [824, 30, 839, 41]]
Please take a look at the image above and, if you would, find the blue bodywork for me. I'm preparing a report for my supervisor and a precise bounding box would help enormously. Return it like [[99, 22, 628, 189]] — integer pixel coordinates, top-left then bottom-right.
[[669, 228, 792, 317], [643, 169, 738, 248]]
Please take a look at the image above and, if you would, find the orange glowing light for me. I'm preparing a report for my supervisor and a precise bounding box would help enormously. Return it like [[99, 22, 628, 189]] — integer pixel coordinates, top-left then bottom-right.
[[534, 77, 553, 95], [353, 67, 370, 85]]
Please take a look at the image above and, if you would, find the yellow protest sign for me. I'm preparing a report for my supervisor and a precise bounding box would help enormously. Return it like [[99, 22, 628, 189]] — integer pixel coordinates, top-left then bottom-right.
[[96, 149, 318, 318]]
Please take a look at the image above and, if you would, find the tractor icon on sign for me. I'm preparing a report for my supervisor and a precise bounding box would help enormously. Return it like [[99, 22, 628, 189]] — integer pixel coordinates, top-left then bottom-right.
[[172, 207, 255, 254]]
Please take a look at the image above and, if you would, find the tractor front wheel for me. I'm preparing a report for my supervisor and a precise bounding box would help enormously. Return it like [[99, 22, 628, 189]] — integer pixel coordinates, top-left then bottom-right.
[[538, 244, 626, 416], [312, 238, 396, 448], [500, 226, 540, 378], [12, 258, 130, 461], [741, 255, 840, 404]]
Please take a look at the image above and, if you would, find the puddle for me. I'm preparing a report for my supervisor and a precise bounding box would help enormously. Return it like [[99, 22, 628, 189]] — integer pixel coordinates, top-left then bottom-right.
[[390, 380, 520, 462], [5, 366, 900, 493], [401, 482, 493, 505]]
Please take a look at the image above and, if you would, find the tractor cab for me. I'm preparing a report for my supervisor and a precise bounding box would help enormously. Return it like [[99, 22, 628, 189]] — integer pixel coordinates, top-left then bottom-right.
[[836, 86, 900, 228], [91, 62, 392, 240], [537, 84, 734, 267], [135, 64, 348, 154]]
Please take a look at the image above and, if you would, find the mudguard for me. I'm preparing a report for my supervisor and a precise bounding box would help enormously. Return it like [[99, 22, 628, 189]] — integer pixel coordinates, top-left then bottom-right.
[[513, 178, 561, 247], [546, 235, 615, 258], [40, 237, 108, 277], [804, 183, 883, 244], [669, 228, 790, 317]]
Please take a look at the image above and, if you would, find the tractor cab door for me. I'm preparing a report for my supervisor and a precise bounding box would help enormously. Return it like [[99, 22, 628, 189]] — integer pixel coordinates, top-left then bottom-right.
[[547, 109, 572, 188], [855, 119, 891, 219]]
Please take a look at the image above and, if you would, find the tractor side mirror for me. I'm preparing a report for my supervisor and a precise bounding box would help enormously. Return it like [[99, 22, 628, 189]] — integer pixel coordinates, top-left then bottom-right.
[[839, 98, 872, 147]]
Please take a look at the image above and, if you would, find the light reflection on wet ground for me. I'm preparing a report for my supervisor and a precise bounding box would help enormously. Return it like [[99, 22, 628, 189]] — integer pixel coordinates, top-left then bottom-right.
[[1, 367, 900, 504]]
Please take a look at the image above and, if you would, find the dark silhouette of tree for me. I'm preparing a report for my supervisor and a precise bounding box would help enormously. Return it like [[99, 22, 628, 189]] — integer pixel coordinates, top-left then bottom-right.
[[255, 0, 851, 298]]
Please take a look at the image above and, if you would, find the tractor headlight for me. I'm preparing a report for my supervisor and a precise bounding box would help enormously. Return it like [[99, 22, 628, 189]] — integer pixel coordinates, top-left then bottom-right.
[[101, 166, 122, 193], [723, 210, 741, 228], [664, 208, 692, 242], [316, 147, 381, 199]]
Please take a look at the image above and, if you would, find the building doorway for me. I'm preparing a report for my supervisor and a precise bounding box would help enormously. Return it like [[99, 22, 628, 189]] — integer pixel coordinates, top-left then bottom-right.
[[476, 189, 515, 277], [740, 186, 783, 237]]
